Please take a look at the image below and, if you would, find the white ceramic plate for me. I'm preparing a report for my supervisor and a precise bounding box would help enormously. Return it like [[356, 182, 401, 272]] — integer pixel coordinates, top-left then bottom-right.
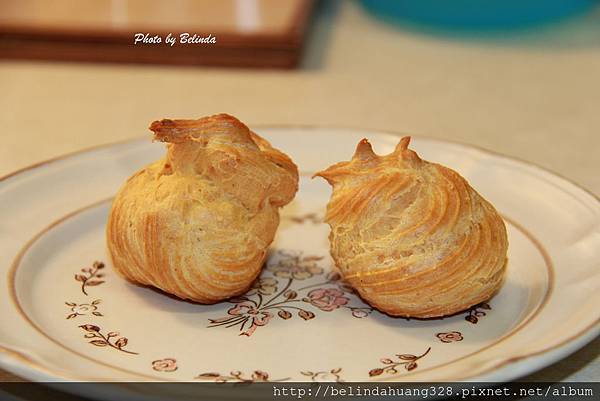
[[0, 127, 598, 387]]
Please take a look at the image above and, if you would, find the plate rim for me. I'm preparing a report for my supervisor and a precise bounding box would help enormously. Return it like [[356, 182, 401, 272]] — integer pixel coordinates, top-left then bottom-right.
[[1, 125, 598, 384]]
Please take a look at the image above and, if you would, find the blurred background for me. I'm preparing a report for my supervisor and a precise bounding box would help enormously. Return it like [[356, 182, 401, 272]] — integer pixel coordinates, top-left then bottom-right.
[[1, 0, 599, 194], [1, 0, 599, 193], [0, 0, 598, 384]]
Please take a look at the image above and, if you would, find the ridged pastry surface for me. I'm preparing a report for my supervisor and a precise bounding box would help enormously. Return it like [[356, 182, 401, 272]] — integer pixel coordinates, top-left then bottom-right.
[[314, 137, 508, 318], [107, 114, 298, 303]]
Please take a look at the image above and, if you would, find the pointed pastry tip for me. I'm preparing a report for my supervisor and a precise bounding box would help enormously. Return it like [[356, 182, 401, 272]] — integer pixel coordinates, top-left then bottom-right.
[[312, 168, 332, 184], [394, 136, 411, 153], [353, 138, 377, 161], [393, 136, 422, 163], [315, 138, 375, 185], [313, 160, 348, 185]]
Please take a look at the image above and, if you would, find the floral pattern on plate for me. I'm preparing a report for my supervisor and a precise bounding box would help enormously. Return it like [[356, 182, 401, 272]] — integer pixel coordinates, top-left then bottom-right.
[[78, 324, 138, 355], [368, 347, 431, 377], [196, 370, 289, 383], [436, 331, 464, 343], [207, 250, 374, 337], [63, 248, 493, 380], [301, 368, 344, 382], [465, 302, 491, 324], [152, 358, 178, 372], [65, 299, 102, 319], [74, 261, 106, 296]]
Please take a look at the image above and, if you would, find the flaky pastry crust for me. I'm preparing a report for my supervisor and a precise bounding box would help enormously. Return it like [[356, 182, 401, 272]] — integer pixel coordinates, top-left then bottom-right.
[[314, 137, 508, 318], [107, 114, 298, 303]]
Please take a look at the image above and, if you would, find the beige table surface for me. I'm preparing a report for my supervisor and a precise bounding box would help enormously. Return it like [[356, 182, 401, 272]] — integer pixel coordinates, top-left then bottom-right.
[[0, 0, 598, 386]]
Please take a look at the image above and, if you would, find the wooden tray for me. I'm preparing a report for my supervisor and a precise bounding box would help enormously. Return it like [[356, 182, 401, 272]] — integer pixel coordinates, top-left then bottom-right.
[[0, 0, 315, 68]]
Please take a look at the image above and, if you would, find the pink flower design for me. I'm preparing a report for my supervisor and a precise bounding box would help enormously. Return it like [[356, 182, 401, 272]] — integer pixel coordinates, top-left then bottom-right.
[[227, 301, 273, 337], [305, 288, 349, 312], [436, 331, 463, 343], [152, 358, 178, 372]]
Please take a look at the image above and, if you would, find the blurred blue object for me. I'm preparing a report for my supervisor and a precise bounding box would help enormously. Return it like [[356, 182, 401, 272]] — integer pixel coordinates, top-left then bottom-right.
[[359, 0, 597, 31]]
